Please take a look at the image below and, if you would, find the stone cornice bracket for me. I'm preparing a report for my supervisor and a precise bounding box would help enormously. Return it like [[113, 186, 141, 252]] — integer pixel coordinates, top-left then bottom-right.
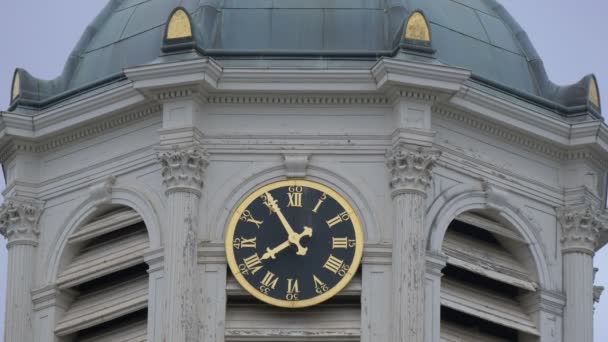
[[0, 197, 44, 247], [157, 143, 209, 196], [557, 204, 607, 254], [283, 154, 310, 179], [386, 144, 441, 197]]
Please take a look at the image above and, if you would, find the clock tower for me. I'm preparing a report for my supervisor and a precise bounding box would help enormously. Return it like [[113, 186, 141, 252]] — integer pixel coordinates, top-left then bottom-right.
[[1, 1, 606, 342]]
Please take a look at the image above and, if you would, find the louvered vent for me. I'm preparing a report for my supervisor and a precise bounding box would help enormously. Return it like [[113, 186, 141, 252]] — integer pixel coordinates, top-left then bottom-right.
[[56, 207, 149, 340], [225, 272, 362, 341], [440, 212, 539, 342]]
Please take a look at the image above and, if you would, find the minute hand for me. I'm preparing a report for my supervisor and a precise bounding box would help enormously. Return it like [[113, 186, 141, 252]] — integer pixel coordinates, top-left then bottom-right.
[[264, 192, 309, 256]]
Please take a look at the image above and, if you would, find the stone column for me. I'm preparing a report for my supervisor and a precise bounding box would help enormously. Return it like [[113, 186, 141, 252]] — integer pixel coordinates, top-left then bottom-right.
[[0, 197, 43, 342], [558, 205, 606, 342], [157, 144, 209, 342], [386, 144, 440, 342]]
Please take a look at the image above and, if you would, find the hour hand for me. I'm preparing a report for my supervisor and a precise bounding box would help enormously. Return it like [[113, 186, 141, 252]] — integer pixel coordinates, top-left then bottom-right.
[[261, 226, 313, 260]]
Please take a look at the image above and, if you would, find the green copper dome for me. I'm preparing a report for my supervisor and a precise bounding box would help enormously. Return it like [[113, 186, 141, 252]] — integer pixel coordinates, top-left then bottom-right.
[[10, 0, 600, 116]]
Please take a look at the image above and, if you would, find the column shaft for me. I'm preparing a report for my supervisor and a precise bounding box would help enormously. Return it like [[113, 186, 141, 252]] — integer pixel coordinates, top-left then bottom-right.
[[5, 245, 36, 342], [563, 252, 594, 342], [392, 193, 426, 341]]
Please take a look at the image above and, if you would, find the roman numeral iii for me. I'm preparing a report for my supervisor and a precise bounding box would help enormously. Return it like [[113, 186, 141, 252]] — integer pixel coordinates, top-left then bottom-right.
[[323, 254, 344, 274], [243, 254, 263, 275]]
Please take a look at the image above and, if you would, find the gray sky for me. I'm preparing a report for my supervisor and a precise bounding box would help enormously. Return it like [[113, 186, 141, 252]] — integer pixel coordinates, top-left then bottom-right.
[[0, 1, 607, 340]]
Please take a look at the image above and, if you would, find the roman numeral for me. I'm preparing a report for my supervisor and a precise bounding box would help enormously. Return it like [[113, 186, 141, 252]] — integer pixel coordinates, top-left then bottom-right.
[[323, 254, 344, 274], [287, 192, 302, 207], [240, 210, 264, 229], [326, 211, 350, 228], [240, 237, 256, 249], [260, 271, 279, 290], [243, 253, 263, 275], [287, 279, 300, 294], [313, 274, 329, 294], [312, 193, 327, 213], [332, 237, 348, 249]]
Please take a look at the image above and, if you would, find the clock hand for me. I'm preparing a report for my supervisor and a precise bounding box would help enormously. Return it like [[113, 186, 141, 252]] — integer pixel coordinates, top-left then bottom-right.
[[263, 192, 310, 256], [261, 226, 313, 260]]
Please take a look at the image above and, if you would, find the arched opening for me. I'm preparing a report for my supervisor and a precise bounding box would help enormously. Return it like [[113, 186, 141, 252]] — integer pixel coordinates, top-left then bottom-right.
[[439, 210, 540, 342], [54, 205, 150, 341], [166, 8, 193, 40]]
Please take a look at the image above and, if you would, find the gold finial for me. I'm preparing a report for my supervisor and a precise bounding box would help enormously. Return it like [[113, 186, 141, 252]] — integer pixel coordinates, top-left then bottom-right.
[[589, 77, 600, 108], [405, 12, 431, 42], [166, 9, 193, 40], [11, 71, 20, 101]]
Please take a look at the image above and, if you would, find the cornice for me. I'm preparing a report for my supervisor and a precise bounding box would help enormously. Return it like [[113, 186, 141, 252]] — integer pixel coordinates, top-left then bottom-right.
[[33, 84, 145, 136], [434, 105, 608, 168], [0, 105, 160, 164], [372, 58, 471, 93], [125, 57, 222, 91]]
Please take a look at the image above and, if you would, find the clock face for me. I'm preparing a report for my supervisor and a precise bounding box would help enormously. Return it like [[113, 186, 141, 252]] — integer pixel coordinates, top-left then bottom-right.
[[225, 180, 364, 308]]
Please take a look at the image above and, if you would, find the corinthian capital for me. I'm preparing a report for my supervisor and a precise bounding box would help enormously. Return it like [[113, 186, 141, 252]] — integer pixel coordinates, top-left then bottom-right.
[[558, 205, 607, 254], [386, 144, 440, 196], [157, 144, 209, 196], [0, 197, 44, 247]]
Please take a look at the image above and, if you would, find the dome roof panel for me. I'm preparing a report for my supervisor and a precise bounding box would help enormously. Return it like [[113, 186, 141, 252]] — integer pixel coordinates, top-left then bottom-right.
[[85, 6, 136, 53], [476, 12, 522, 54], [120, 1, 175, 39], [9, 0, 600, 117]]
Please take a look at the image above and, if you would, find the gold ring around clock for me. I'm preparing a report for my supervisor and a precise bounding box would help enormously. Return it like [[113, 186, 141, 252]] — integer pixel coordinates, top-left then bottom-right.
[[225, 179, 364, 308]]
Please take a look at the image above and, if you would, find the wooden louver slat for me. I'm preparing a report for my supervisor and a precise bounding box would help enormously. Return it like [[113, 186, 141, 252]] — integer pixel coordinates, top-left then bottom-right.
[[68, 208, 142, 244], [57, 229, 149, 289], [55, 276, 148, 336], [442, 229, 537, 291], [79, 320, 147, 342], [440, 279, 539, 336]]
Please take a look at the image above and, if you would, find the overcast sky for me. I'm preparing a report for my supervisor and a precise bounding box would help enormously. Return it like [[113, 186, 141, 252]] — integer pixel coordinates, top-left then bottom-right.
[[0, 0, 607, 340]]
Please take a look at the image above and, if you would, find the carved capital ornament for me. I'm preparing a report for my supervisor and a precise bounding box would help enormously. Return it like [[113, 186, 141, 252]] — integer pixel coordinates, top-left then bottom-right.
[[157, 144, 209, 196], [558, 205, 607, 254], [386, 145, 440, 196], [0, 197, 44, 247]]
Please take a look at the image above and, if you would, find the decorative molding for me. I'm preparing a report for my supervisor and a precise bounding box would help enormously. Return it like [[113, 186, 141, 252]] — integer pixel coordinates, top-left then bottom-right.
[[88, 176, 116, 208], [283, 154, 309, 178], [31, 285, 75, 312], [156, 143, 209, 196], [198, 242, 226, 264], [204, 94, 390, 106], [154, 87, 199, 101], [0, 105, 161, 164], [520, 289, 566, 316], [362, 243, 392, 265], [557, 204, 607, 254], [386, 144, 441, 196], [388, 88, 439, 103], [426, 251, 448, 277], [434, 105, 608, 168], [0, 197, 44, 247]]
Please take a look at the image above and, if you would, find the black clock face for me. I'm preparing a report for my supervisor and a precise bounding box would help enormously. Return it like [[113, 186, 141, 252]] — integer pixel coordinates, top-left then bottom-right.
[[225, 180, 364, 308]]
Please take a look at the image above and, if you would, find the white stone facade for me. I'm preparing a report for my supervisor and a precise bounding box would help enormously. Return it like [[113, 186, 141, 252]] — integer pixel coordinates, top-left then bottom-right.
[[1, 56, 607, 341]]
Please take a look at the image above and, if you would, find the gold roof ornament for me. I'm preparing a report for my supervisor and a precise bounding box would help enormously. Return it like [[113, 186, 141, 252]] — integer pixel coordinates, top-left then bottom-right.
[[589, 77, 600, 108], [11, 70, 20, 102], [404, 12, 431, 42], [166, 8, 193, 40]]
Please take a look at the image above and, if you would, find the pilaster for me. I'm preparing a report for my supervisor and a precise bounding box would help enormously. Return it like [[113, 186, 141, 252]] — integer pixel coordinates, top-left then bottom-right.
[[387, 143, 440, 342], [558, 204, 607, 342], [0, 197, 44, 342], [145, 248, 165, 342], [425, 252, 447, 342], [361, 244, 392, 342]]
